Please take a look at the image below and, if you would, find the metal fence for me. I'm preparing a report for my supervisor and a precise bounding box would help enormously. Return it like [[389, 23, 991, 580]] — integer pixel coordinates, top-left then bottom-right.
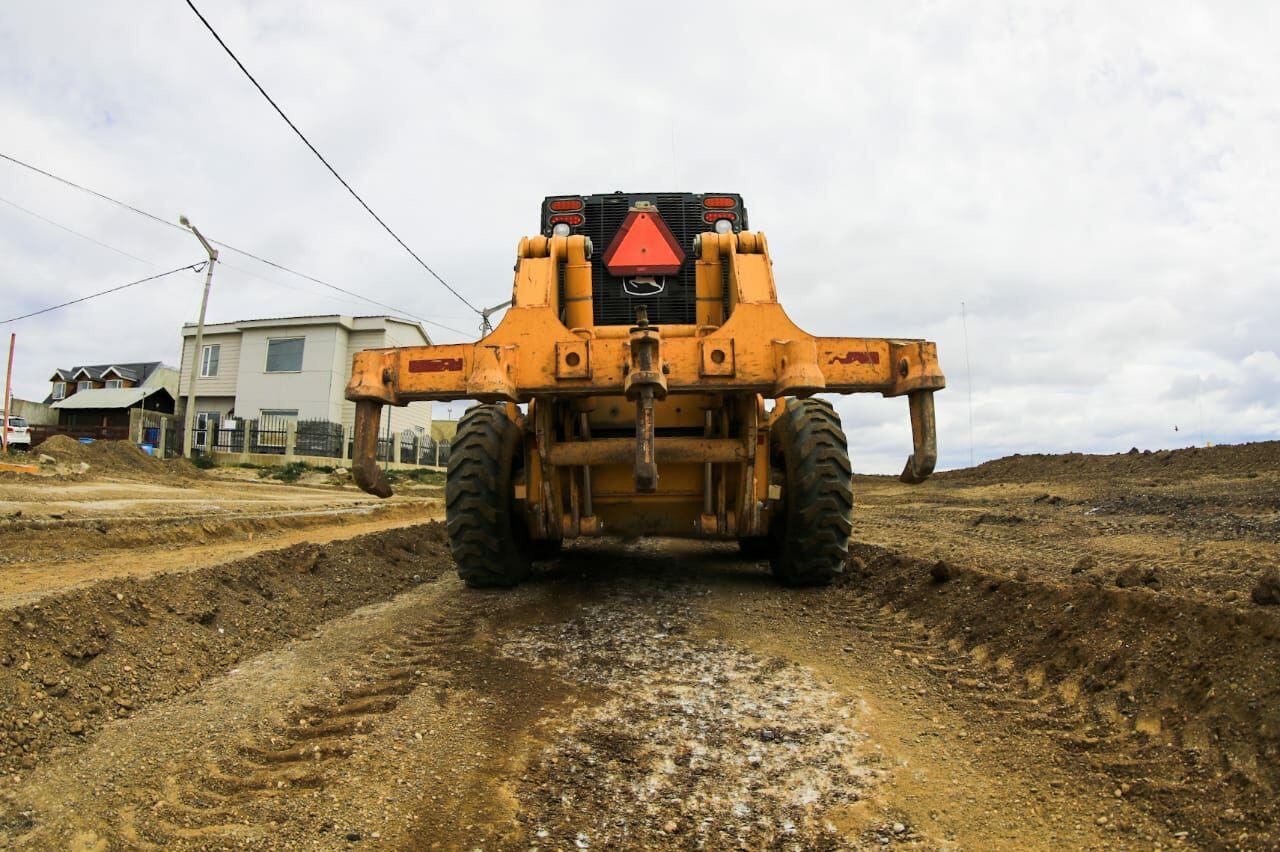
[[211, 422, 244, 454], [339, 433, 449, 465], [395, 431, 452, 466], [185, 416, 448, 467], [251, 416, 291, 454], [296, 419, 344, 458], [207, 415, 331, 456], [417, 437, 450, 466], [164, 422, 183, 458]]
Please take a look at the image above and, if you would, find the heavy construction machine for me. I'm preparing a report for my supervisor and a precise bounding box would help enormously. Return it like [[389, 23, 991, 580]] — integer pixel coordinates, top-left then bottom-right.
[[346, 192, 944, 587]]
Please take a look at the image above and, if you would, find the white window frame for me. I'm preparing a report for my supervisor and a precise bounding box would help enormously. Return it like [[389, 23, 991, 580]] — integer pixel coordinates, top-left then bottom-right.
[[264, 336, 305, 373], [77, 380, 93, 391], [200, 343, 221, 378], [105, 379, 124, 389], [52, 382, 66, 400]]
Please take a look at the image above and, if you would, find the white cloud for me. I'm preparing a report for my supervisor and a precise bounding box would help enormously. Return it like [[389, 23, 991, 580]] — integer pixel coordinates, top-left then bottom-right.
[[1, 1, 1277, 471]]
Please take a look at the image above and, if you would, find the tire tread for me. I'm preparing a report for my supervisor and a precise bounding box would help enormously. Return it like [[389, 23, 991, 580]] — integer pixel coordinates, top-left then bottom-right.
[[769, 398, 855, 586]]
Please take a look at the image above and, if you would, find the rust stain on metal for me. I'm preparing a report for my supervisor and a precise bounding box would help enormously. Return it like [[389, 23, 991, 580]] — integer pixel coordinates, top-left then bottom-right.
[[409, 358, 464, 373], [829, 351, 880, 365]]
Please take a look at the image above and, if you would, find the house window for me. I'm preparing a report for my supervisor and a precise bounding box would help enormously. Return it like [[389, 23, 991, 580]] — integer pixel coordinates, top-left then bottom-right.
[[200, 343, 221, 377], [105, 379, 123, 389], [77, 380, 93, 391], [265, 337, 305, 373], [52, 382, 66, 400]]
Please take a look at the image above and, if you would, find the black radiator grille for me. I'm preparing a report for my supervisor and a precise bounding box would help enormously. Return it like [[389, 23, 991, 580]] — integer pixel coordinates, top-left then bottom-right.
[[542, 192, 746, 327]]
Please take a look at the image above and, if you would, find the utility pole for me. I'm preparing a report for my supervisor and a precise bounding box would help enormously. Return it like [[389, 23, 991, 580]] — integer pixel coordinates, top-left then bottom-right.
[[2, 334, 13, 454], [180, 215, 218, 458]]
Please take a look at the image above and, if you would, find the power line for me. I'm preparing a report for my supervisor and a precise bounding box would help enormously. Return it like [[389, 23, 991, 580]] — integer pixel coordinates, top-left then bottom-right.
[[0, 193, 154, 265], [1, 263, 205, 325], [183, 0, 482, 318], [0, 151, 470, 337], [206, 239, 470, 337], [4, 191, 445, 328], [0, 186, 447, 326], [0, 152, 175, 230]]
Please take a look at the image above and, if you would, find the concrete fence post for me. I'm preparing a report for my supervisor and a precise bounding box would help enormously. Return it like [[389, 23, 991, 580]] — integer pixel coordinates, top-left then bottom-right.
[[393, 432, 402, 465], [158, 423, 167, 457], [285, 421, 297, 462], [342, 425, 351, 462], [239, 421, 251, 464]]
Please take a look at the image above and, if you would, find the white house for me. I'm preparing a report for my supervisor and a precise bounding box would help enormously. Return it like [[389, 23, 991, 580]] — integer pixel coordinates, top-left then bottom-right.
[[177, 315, 433, 446]]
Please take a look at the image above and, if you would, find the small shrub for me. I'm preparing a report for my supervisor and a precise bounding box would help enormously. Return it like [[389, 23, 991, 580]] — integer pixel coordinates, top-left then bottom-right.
[[191, 455, 216, 470], [385, 467, 445, 486], [271, 461, 310, 483]]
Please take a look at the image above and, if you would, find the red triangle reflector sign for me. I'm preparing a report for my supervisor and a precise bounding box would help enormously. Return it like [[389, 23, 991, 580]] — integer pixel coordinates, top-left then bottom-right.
[[602, 208, 686, 276]]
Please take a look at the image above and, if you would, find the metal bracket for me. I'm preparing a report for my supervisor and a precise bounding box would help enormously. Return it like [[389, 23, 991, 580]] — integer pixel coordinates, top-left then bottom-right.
[[899, 390, 938, 484], [555, 339, 591, 380], [699, 339, 735, 377]]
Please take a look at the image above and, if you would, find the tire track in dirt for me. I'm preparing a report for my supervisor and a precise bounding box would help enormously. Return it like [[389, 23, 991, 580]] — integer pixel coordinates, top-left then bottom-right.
[[1, 578, 540, 850], [0, 522, 452, 778], [140, 606, 480, 846], [831, 541, 1279, 848], [695, 555, 1166, 848]]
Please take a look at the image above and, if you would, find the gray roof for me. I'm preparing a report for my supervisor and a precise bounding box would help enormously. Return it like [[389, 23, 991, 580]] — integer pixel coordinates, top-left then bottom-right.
[[181, 314, 432, 345], [50, 361, 162, 383], [50, 386, 169, 410]]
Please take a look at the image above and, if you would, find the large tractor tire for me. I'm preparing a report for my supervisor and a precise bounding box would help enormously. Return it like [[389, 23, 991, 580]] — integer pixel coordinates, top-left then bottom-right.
[[446, 405, 533, 588], [767, 398, 854, 586]]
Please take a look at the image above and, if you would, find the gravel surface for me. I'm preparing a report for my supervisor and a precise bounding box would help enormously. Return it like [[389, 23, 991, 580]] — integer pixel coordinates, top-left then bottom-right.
[[503, 587, 876, 849]]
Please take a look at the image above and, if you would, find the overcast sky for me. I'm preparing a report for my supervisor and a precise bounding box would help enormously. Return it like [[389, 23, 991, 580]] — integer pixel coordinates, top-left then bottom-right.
[[2, 2, 1277, 472]]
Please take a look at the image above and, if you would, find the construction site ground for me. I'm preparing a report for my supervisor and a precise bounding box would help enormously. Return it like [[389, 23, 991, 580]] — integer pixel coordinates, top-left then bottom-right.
[[0, 438, 1277, 849]]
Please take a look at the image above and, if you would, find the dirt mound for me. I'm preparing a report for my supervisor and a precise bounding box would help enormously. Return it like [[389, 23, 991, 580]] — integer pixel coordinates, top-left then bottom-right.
[[0, 521, 450, 774], [939, 439, 1280, 483], [842, 543, 1280, 847], [36, 436, 201, 481]]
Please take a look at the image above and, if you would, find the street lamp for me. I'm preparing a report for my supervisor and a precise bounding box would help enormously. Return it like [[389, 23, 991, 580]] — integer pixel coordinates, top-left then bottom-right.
[[180, 215, 218, 458]]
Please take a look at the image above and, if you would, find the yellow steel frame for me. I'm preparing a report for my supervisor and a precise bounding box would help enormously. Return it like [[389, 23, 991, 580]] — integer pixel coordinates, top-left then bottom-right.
[[349, 232, 943, 404], [347, 230, 945, 537]]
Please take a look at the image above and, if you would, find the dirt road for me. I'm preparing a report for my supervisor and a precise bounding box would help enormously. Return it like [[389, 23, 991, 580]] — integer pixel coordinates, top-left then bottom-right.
[[1, 440, 1277, 849], [0, 538, 1157, 850], [0, 455, 439, 606]]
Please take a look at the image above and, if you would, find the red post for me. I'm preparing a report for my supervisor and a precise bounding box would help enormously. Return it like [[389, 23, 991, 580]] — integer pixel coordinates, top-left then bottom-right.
[[2, 334, 13, 453]]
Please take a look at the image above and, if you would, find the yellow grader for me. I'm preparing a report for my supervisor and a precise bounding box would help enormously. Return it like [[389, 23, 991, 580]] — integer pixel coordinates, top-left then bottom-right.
[[346, 193, 944, 587]]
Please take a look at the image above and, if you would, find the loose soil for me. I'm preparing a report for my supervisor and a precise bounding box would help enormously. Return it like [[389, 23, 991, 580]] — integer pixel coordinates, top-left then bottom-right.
[[19, 436, 203, 482], [0, 459, 440, 605], [0, 439, 1274, 849]]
